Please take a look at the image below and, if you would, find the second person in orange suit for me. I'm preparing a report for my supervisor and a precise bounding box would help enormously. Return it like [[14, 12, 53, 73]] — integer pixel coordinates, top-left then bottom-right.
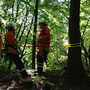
[[37, 22, 50, 75]]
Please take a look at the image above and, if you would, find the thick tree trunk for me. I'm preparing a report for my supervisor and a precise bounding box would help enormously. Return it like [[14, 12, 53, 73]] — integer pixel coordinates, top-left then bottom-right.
[[67, 0, 85, 80]]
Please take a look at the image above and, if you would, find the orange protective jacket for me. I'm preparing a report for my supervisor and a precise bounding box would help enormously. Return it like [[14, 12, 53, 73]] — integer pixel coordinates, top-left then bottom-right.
[[0, 35, 2, 55], [37, 26, 50, 53], [5, 31, 18, 55]]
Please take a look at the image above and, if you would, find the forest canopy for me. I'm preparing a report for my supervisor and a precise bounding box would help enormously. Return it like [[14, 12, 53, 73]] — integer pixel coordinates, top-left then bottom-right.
[[0, 0, 90, 70]]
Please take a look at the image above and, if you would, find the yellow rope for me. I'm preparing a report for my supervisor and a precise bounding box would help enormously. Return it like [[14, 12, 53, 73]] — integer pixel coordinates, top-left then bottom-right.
[[64, 43, 81, 47]]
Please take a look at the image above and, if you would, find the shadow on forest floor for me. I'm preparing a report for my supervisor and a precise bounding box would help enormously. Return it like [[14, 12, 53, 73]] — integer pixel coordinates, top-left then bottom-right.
[[0, 69, 90, 90]]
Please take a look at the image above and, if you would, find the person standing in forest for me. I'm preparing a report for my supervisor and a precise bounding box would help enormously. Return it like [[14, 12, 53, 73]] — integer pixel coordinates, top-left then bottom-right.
[[36, 22, 50, 76], [5, 24, 30, 79]]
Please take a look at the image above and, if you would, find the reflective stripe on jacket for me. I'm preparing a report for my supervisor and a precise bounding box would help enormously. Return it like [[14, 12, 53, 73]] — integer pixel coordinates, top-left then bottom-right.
[[37, 26, 50, 53], [5, 31, 18, 55], [7, 46, 18, 54]]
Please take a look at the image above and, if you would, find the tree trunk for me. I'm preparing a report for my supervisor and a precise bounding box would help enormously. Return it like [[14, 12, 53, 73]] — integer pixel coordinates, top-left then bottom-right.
[[32, 0, 39, 69], [67, 0, 85, 80]]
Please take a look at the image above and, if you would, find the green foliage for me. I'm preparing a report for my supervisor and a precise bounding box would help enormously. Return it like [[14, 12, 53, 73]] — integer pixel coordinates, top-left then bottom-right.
[[80, 0, 90, 67], [0, 0, 89, 70]]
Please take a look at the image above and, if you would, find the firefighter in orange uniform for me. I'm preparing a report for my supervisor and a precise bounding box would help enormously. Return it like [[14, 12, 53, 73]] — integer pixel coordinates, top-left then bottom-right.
[[37, 22, 50, 75], [5, 24, 30, 78]]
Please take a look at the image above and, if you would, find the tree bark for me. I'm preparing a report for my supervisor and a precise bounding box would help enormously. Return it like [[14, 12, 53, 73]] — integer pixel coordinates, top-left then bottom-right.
[[67, 0, 85, 80], [32, 0, 39, 69]]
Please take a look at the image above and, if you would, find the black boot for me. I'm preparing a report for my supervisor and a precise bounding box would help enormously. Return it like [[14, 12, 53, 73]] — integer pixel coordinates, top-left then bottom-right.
[[21, 70, 30, 78], [38, 67, 43, 76]]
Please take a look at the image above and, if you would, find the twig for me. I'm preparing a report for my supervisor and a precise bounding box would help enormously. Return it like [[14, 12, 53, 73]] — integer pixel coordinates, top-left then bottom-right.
[[82, 17, 90, 37]]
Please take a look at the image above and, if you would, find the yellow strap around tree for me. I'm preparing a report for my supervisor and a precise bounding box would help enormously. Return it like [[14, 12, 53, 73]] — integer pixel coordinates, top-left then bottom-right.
[[64, 43, 81, 47]]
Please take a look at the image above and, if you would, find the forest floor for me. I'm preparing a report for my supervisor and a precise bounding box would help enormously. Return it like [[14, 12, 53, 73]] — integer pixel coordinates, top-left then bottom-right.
[[0, 69, 90, 90]]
